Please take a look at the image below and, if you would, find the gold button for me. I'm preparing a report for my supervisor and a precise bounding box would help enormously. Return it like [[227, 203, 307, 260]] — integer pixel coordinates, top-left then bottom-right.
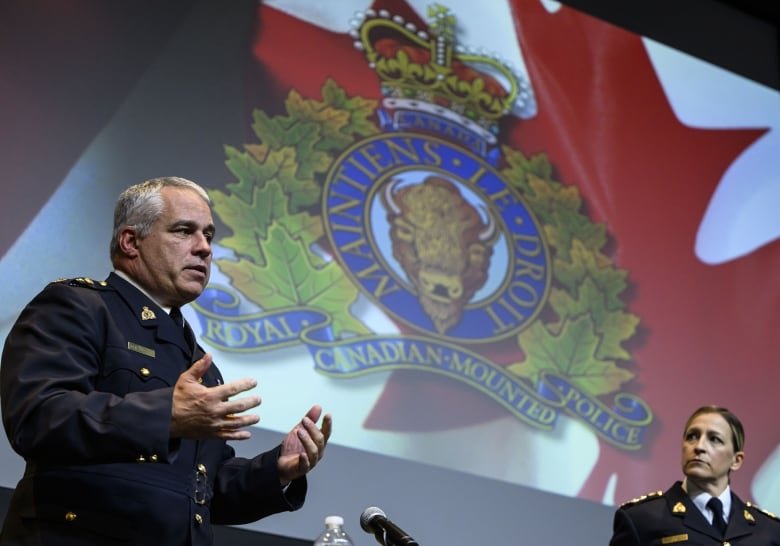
[[197, 463, 207, 473], [149, 454, 158, 462], [136, 455, 146, 463], [65, 511, 77, 522], [194, 514, 203, 525], [140, 367, 151, 377], [99, 281, 108, 286]]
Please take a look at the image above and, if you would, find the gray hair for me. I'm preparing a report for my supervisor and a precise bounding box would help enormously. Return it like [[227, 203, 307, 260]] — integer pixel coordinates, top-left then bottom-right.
[[110, 177, 210, 261]]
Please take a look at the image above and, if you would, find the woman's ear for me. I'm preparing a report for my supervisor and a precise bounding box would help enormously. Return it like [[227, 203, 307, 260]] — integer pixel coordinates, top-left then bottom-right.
[[730, 451, 745, 472]]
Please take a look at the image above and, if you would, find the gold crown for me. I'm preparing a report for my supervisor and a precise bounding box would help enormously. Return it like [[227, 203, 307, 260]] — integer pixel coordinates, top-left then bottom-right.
[[351, 4, 532, 131]]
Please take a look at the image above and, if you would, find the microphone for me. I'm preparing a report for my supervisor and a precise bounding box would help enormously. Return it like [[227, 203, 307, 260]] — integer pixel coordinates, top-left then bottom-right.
[[360, 506, 419, 546]]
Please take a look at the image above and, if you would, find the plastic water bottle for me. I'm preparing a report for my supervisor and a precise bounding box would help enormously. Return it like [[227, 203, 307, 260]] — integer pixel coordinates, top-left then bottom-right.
[[313, 515, 355, 546]]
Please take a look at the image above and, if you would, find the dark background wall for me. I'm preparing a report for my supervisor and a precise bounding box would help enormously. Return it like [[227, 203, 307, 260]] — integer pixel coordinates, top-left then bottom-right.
[[560, 0, 779, 91]]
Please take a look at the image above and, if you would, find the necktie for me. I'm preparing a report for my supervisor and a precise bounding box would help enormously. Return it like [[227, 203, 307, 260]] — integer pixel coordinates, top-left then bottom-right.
[[707, 497, 727, 537], [170, 306, 196, 352]]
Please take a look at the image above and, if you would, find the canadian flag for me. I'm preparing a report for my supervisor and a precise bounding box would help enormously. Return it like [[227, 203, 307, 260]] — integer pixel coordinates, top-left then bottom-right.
[[249, 0, 780, 506]]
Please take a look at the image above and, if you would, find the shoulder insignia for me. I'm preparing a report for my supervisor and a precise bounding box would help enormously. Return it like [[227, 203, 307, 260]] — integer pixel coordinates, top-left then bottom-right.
[[52, 277, 109, 289], [746, 502, 780, 522], [620, 490, 664, 508]]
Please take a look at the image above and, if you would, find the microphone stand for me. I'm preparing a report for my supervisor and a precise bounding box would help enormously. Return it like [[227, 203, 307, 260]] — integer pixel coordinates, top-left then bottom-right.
[[374, 528, 419, 546]]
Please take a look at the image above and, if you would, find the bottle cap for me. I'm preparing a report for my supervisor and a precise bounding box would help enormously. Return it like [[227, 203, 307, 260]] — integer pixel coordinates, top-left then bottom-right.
[[325, 515, 344, 526]]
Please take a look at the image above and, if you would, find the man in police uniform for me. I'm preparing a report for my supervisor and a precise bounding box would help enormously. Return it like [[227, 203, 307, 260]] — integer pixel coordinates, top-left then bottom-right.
[[609, 405, 780, 545], [0, 177, 332, 545]]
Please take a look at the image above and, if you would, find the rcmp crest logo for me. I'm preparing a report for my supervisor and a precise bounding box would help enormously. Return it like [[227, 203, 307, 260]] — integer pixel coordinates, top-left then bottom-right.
[[193, 4, 653, 449], [325, 134, 549, 342]]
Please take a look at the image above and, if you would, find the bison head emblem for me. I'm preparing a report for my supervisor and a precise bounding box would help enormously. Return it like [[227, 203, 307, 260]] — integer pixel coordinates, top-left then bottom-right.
[[381, 176, 498, 334]]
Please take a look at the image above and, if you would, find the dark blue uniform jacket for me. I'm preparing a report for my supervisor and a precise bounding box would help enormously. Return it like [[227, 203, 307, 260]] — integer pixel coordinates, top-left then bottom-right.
[[0, 273, 305, 545], [609, 481, 780, 545]]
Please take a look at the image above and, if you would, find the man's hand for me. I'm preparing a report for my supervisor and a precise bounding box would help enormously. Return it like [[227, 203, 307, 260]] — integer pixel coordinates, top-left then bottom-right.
[[278, 405, 333, 485], [170, 353, 261, 440]]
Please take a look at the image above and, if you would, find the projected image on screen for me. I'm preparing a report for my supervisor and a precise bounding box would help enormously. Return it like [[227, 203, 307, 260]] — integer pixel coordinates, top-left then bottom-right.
[[2, 0, 779, 543]]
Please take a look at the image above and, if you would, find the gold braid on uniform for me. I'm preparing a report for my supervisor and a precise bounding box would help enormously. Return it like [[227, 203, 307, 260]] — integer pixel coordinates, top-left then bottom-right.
[[53, 277, 109, 289], [619, 490, 664, 508], [746, 502, 780, 522]]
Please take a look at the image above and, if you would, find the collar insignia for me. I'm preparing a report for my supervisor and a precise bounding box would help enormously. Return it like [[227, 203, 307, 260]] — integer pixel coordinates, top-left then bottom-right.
[[672, 502, 686, 514], [141, 306, 156, 321], [744, 509, 755, 523]]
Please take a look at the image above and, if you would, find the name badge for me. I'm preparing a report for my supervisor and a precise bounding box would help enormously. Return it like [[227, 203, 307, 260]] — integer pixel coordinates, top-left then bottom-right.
[[128, 342, 156, 358]]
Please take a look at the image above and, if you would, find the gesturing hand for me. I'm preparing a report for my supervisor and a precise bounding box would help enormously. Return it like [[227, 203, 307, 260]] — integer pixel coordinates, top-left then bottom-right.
[[278, 405, 333, 485], [170, 353, 261, 440]]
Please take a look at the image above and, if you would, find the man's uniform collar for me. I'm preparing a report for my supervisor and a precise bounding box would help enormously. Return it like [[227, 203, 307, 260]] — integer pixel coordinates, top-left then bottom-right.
[[113, 269, 172, 314]]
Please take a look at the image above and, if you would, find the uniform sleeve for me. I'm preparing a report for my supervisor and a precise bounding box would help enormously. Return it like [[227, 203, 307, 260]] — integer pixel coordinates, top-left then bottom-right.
[[0, 283, 174, 464], [209, 444, 307, 525], [609, 508, 641, 546]]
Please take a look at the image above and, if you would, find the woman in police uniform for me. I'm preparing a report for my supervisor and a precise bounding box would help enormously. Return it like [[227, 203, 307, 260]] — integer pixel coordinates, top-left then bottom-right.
[[609, 406, 780, 545]]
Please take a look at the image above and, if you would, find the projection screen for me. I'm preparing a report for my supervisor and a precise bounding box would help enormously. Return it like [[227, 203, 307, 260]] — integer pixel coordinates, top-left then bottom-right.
[[1, 0, 778, 544]]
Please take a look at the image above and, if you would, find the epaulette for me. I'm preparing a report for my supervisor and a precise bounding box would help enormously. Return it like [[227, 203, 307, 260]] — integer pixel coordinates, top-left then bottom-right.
[[52, 277, 109, 289], [620, 490, 664, 508], [746, 502, 780, 522]]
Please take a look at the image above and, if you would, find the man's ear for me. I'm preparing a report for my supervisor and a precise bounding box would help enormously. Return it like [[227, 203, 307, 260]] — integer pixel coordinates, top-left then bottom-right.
[[117, 227, 141, 258]]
